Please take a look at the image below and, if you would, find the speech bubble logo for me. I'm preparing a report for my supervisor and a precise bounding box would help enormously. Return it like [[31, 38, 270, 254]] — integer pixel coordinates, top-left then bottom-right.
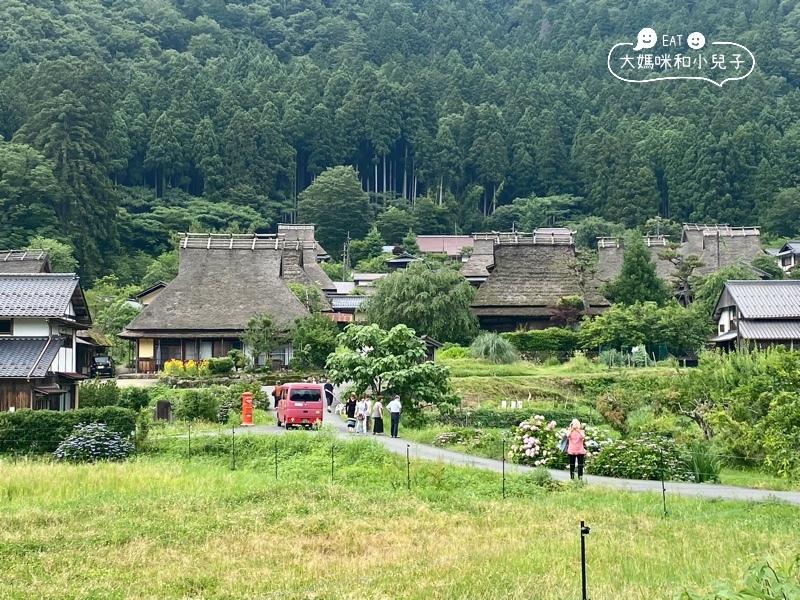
[[607, 41, 756, 87], [633, 28, 657, 51], [687, 32, 705, 50]]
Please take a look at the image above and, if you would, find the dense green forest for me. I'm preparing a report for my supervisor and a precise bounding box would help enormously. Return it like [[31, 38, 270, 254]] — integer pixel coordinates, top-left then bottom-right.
[[1, 0, 800, 282]]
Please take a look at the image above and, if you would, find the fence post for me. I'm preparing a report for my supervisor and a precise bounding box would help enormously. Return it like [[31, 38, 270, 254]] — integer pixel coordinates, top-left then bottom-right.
[[231, 426, 236, 471], [660, 447, 667, 517], [406, 444, 411, 491], [580, 521, 591, 600], [502, 438, 506, 499], [330, 444, 334, 484], [274, 438, 278, 480], [188, 422, 191, 458]]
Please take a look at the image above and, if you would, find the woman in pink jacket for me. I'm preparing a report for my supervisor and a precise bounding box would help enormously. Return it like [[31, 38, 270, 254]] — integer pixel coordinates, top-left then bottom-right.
[[567, 419, 586, 480]]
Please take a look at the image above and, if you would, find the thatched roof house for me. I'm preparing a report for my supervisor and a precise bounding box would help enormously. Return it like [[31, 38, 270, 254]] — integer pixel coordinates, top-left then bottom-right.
[[0, 250, 51, 273], [471, 233, 609, 332], [120, 233, 324, 373]]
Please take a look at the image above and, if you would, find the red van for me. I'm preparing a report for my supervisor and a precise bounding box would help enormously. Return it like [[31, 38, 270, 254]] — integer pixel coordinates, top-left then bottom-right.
[[276, 383, 324, 429]]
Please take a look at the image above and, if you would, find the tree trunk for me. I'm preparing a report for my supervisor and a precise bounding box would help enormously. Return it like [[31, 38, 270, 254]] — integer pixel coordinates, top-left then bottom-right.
[[439, 176, 443, 205], [412, 174, 418, 205], [374, 161, 378, 196], [382, 153, 387, 198], [402, 144, 408, 200]]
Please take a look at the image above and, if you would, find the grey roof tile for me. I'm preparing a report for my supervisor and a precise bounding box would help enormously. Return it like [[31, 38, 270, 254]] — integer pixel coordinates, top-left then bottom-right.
[[0, 336, 64, 378], [738, 320, 800, 340], [724, 280, 800, 318], [0, 274, 81, 318]]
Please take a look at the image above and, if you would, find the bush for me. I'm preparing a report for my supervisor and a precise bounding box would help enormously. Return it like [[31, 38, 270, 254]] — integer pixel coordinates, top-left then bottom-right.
[[502, 328, 579, 352], [508, 415, 613, 468], [206, 357, 234, 375], [118, 387, 151, 411], [438, 345, 469, 359], [436, 406, 600, 429], [688, 441, 722, 483], [469, 332, 517, 364], [173, 389, 219, 422], [0, 407, 137, 453], [79, 379, 120, 407], [53, 422, 134, 463], [432, 428, 504, 456], [588, 433, 692, 481]]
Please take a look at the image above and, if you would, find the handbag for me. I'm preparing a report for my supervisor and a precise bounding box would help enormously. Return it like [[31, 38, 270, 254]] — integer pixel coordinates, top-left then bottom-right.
[[558, 435, 568, 453], [357, 414, 365, 421]]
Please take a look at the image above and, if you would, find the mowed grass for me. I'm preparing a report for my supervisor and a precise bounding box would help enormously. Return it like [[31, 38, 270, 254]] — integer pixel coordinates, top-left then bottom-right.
[[0, 434, 798, 600]]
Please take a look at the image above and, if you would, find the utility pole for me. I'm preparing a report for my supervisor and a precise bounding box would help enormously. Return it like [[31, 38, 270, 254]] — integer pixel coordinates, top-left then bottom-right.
[[342, 232, 351, 282]]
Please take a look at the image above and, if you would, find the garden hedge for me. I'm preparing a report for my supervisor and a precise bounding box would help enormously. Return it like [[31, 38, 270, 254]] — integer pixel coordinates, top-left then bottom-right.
[[436, 406, 600, 429], [0, 407, 137, 453], [501, 328, 579, 352]]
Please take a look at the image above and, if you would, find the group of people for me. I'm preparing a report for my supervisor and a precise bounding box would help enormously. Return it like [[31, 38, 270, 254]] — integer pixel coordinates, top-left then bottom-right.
[[339, 392, 403, 438]]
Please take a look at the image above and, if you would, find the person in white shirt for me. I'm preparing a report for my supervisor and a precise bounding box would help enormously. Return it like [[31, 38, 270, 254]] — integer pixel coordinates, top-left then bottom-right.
[[387, 395, 402, 438], [355, 396, 369, 435]]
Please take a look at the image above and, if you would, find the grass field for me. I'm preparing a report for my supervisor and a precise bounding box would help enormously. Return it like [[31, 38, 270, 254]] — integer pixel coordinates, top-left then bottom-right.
[[1, 432, 798, 599]]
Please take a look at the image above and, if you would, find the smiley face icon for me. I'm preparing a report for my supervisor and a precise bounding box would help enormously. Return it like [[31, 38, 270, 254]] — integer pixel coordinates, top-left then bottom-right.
[[633, 28, 657, 51], [687, 32, 705, 50]]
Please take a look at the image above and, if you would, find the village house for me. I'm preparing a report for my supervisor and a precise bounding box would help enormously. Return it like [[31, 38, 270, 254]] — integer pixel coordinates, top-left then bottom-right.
[[120, 232, 330, 373], [711, 280, 800, 350], [0, 273, 91, 411], [771, 241, 800, 274], [470, 229, 609, 331], [415, 235, 473, 261], [0, 249, 51, 274]]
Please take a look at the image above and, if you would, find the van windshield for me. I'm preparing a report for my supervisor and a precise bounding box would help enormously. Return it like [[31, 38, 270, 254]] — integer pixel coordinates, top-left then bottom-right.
[[290, 389, 321, 402]]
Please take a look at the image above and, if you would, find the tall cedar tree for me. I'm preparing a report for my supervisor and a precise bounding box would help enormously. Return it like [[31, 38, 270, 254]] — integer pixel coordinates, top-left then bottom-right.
[[603, 231, 671, 306]]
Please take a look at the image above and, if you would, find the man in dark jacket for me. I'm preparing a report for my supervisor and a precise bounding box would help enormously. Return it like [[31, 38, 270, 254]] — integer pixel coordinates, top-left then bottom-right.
[[324, 378, 335, 412]]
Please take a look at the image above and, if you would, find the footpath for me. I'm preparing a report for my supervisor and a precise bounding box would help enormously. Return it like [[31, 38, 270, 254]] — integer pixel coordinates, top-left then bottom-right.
[[217, 404, 800, 507]]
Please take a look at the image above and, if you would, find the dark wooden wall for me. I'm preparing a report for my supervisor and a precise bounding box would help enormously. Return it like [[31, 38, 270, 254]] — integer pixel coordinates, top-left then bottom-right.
[[0, 380, 32, 411]]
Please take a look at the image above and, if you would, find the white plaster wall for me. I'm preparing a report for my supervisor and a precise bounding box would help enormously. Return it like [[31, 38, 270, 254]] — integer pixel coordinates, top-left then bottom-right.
[[12, 318, 50, 337]]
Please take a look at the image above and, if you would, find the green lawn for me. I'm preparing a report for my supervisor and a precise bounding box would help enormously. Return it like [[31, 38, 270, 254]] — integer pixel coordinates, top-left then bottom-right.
[[1, 433, 797, 599]]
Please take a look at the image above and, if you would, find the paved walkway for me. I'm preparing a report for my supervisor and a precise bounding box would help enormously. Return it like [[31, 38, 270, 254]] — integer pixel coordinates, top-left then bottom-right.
[[218, 401, 800, 506]]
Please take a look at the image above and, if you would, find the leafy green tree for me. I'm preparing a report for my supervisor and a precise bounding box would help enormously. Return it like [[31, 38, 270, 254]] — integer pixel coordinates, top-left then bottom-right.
[[751, 254, 784, 279], [240, 312, 288, 365], [366, 262, 478, 344], [325, 323, 455, 418], [401, 229, 420, 255], [375, 206, 417, 245], [287, 283, 322, 313], [298, 166, 370, 258], [291, 314, 339, 369], [602, 231, 671, 306], [140, 250, 178, 288], [349, 226, 385, 265], [690, 264, 758, 318], [144, 112, 183, 198], [26, 235, 78, 273]]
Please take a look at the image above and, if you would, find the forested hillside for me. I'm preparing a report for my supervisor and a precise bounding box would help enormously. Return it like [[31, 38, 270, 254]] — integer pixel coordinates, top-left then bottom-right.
[[1, 0, 799, 281]]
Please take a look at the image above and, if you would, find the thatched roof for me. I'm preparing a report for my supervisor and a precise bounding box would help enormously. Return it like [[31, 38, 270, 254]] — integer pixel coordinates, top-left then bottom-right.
[[122, 247, 310, 336], [0, 250, 51, 273], [460, 236, 496, 279], [471, 243, 609, 314]]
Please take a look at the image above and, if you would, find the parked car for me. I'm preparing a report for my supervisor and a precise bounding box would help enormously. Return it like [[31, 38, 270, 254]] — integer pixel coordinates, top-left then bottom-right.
[[276, 383, 324, 429], [90, 355, 115, 378]]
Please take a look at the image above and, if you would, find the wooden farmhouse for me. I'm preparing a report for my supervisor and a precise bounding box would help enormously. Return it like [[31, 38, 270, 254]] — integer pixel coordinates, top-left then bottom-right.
[[0, 273, 91, 411], [469, 229, 609, 332], [120, 232, 333, 373]]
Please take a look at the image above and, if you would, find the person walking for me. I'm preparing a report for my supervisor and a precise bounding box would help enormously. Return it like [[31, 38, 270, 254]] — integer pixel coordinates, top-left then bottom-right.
[[567, 418, 586, 480], [364, 395, 373, 433], [371, 396, 384, 435], [344, 392, 357, 433], [324, 378, 335, 413], [387, 394, 402, 438], [355, 396, 369, 435]]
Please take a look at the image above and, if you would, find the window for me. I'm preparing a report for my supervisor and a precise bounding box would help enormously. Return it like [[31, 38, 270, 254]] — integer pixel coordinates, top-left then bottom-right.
[[719, 324, 726, 334], [0, 319, 11, 335]]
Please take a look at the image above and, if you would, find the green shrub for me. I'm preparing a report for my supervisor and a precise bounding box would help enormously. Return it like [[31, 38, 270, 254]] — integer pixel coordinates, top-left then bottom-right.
[[207, 357, 234, 375], [174, 389, 219, 422], [588, 433, 692, 481], [502, 328, 579, 352], [0, 407, 137, 453], [469, 332, 517, 364], [79, 379, 120, 407], [53, 422, 134, 463], [118, 387, 151, 411], [436, 406, 599, 429], [689, 441, 722, 483], [438, 345, 469, 359]]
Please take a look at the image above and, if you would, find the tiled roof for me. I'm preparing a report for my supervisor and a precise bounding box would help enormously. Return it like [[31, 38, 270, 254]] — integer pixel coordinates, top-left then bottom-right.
[[738, 320, 800, 340], [722, 280, 800, 319], [0, 274, 81, 318], [330, 296, 367, 310], [0, 336, 64, 378]]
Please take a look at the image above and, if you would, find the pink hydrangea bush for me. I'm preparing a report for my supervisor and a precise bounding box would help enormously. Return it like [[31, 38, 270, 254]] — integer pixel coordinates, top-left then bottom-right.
[[508, 415, 613, 469]]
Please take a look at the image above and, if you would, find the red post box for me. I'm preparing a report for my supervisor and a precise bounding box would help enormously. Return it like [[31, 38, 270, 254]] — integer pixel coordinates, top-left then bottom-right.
[[241, 391, 253, 426]]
